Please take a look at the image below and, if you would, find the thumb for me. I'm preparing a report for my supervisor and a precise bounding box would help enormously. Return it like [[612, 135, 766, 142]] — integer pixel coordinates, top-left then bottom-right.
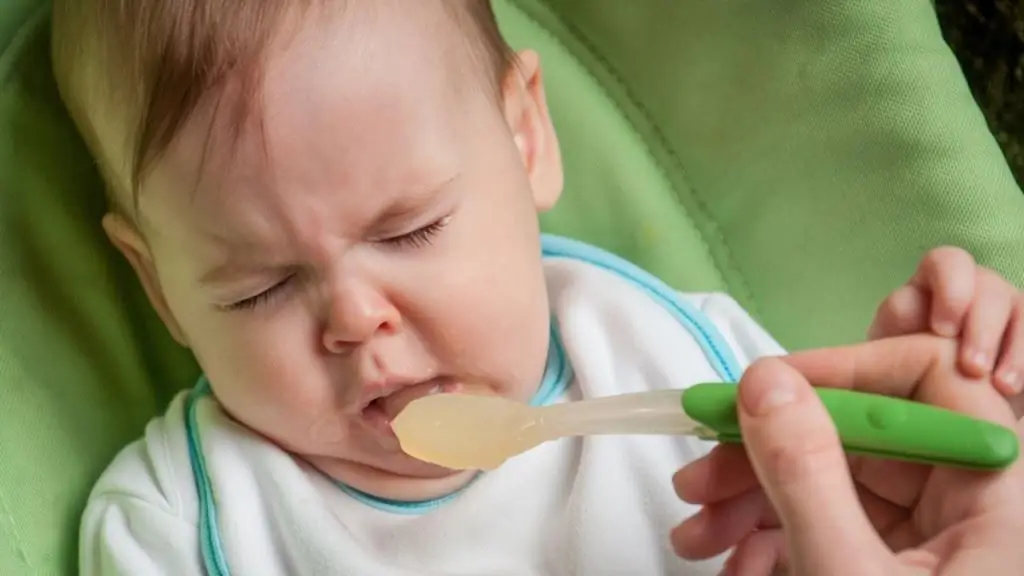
[[737, 358, 893, 575]]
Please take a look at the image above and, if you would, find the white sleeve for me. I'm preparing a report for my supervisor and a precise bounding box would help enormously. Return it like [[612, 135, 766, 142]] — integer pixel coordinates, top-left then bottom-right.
[[681, 292, 787, 368], [81, 493, 201, 576], [80, 396, 203, 576]]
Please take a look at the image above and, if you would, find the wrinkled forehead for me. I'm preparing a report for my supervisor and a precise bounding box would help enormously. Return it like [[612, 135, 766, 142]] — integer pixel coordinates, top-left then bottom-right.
[[136, 0, 497, 238]]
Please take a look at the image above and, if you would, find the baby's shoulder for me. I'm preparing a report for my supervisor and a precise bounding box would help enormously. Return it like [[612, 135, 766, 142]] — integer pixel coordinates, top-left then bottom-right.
[[79, 390, 236, 573], [85, 390, 200, 523]]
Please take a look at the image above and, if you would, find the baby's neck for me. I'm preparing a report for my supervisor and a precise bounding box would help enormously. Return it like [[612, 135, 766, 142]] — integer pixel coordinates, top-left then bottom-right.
[[310, 456, 479, 503]]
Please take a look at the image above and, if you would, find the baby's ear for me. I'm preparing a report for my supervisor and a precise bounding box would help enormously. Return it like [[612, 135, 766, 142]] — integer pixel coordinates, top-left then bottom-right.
[[503, 49, 563, 212], [102, 212, 189, 346]]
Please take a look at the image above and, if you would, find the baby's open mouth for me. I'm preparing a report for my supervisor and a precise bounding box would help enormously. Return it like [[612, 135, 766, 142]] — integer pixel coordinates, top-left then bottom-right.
[[360, 378, 456, 434]]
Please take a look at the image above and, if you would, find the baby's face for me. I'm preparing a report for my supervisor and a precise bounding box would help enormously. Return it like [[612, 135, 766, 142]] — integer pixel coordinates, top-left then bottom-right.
[[113, 5, 562, 499]]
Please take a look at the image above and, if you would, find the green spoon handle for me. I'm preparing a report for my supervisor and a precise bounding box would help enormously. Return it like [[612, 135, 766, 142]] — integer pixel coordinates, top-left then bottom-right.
[[681, 382, 1020, 470]]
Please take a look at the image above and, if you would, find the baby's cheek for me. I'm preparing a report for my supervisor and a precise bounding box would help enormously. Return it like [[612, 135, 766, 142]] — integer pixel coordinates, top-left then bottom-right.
[[198, 311, 327, 417], [214, 360, 340, 455]]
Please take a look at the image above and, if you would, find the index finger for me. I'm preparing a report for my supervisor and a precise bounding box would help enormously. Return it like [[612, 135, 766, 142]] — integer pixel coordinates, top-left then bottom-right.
[[783, 334, 1016, 427]]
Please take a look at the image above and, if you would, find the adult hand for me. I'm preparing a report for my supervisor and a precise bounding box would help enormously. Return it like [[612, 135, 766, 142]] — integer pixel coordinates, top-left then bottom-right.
[[670, 335, 1024, 575]]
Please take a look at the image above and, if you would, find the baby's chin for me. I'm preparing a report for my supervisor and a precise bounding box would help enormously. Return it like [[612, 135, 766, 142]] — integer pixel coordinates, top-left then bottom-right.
[[308, 451, 478, 502]]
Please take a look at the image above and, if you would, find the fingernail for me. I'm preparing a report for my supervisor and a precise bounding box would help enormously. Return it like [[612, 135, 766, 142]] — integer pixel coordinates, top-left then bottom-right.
[[967, 349, 991, 372], [743, 371, 798, 416]]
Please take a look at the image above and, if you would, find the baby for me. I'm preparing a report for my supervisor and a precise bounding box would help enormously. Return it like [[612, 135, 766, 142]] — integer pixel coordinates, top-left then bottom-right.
[[51, 1, 1024, 574]]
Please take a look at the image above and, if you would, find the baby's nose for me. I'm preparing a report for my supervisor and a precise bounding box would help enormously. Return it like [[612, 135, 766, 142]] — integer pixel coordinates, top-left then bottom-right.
[[322, 284, 400, 353]]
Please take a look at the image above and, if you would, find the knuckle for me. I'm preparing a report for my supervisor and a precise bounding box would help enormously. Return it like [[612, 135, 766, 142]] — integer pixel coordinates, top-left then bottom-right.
[[926, 245, 973, 267], [760, 430, 840, 489], [872, 286, 926, 335], [743, 357, 783, 385], [919, 247, 975, 295], [875, 292, 899, 316], [876, 286, 912, 317], [918, 248, 946, 274]]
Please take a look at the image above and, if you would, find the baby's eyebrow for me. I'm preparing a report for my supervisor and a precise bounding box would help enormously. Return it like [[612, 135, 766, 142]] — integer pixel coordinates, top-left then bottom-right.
[[374, 175, 457, 224], [189, 230, 273, 286], [197, 259, 272, 286], [196, 238, 286, 286]]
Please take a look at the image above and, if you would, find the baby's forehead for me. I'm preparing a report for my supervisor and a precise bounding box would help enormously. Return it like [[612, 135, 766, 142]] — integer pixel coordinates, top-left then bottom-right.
[[267, 2, 491, 93], [138, 7, 485, 235], [182, 6, 483, 169], [58, 1, 513, 220]]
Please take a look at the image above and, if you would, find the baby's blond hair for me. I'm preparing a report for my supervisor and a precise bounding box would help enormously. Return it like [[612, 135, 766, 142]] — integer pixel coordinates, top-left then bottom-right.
[[51, 0, 515, 215]]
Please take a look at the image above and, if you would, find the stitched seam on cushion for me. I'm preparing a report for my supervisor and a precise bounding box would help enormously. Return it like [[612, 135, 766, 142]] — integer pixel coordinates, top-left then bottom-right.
[[512, 0, 761, 319], [548, 12, 760, 317]]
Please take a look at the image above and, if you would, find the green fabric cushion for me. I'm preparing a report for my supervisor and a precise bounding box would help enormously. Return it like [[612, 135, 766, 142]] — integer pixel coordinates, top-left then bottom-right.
[[2, 0, 1023, 573], [0, 6, 198, 575], [508, 0, 1024, 347]]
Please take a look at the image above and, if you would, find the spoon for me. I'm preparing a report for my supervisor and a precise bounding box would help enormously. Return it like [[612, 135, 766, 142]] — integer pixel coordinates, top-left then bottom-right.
[[391, 382, 1020, 471]]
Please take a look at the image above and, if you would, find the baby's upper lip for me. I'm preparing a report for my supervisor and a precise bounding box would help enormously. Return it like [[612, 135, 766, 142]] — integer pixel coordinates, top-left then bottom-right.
[[357, 376, 436, 411]]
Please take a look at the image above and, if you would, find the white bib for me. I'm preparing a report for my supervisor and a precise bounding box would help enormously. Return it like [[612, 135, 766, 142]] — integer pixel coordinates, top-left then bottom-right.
[[80, 235, 785, 576]]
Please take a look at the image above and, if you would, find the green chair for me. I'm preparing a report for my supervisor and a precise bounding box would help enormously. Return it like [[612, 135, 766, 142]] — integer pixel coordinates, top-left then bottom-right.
[[3, 0, 1023, 573]]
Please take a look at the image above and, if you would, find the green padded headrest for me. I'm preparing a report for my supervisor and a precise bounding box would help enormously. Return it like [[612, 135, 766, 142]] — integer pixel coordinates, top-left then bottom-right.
[[2, 0, 1024, 573]]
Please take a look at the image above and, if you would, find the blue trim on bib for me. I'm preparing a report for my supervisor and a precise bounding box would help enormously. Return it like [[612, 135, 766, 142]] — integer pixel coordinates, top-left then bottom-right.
[[185, 380, 230, 576], [185, 322, 573, 572], [185, 234, 742, 575]]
